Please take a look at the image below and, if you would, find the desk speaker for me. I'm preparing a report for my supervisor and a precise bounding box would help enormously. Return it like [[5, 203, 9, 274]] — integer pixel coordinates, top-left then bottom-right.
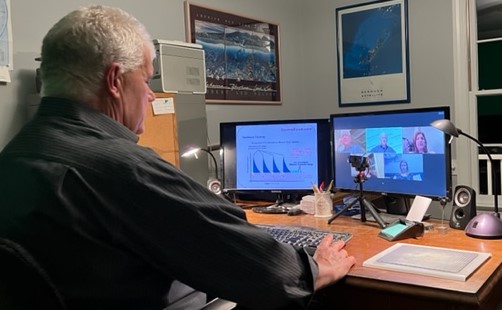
[[207, 178, 221, 195], [449, 185, 476, 230]]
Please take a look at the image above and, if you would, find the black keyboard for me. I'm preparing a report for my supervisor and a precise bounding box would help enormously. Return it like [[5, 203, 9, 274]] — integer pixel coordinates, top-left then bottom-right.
[[256, 224, 352, 255]]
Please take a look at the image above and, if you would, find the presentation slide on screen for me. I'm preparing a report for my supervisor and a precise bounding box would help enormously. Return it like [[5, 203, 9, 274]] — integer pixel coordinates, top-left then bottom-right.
[[235, 123, 319, 189]]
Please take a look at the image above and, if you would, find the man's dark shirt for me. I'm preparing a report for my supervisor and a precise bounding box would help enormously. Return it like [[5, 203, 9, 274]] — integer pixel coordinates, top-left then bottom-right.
[[0, 98, 317, 310]]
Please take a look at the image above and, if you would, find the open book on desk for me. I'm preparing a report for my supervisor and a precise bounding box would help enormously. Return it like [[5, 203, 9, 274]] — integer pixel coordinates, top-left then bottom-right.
[[363, 243, 491, 281]]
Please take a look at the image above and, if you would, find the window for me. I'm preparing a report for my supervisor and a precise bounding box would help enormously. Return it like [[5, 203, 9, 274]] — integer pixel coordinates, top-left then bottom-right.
[[472, 0, 502, 196]]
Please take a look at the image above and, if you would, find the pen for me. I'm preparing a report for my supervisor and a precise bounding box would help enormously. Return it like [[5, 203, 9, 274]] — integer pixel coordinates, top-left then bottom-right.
[[319, 181, 325, 192], [326, 180, 334, 192], [311, 182, 320, 194]]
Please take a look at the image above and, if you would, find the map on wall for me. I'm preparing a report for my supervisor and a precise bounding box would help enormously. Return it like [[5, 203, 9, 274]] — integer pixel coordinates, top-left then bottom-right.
[[341, 5, 403, 79], [0, 0, 12, 82], [336, 0, 410, 106], [185, 2, 281, 104]]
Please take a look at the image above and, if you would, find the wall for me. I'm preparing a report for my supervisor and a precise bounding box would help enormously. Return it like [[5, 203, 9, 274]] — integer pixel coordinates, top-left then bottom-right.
[[2, 0, 307, 148], [3, 0, 455, 147]]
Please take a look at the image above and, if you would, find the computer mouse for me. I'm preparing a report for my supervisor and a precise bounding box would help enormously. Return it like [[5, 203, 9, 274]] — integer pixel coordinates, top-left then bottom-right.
[[287, 207, 305, 216], [252, 206, 288, 214]]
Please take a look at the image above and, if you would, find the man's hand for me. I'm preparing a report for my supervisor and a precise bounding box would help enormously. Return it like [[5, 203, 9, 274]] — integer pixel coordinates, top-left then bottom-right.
[[313, 234, 356, 290]]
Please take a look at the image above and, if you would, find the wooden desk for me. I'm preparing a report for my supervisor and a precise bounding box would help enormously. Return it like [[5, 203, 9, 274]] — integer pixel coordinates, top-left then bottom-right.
[[246, 210, 502, 310]]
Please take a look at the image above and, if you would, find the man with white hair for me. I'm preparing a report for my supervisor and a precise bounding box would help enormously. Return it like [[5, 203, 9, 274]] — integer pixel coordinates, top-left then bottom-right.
[[0, 5, 354, 310], [370, 132, 396, 153], [337, 129, 365, 154]]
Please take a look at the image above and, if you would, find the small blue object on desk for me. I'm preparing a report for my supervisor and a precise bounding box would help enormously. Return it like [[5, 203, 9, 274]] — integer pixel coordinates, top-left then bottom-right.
[[335, 204, 360, 216], [379, 218, 424, 241]]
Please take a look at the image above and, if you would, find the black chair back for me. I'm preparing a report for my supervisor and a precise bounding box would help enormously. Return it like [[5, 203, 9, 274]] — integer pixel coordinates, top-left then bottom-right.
[[0, 238, 66, 309]]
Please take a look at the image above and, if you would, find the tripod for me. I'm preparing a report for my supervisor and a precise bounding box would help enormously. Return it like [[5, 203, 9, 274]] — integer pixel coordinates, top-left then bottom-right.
[[327, 170, 387, 228]]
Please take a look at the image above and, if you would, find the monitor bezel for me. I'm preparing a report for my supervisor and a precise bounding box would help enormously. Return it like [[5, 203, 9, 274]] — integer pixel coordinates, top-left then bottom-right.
[[220, 118, 332, 199], [330, 106, 452, 201]]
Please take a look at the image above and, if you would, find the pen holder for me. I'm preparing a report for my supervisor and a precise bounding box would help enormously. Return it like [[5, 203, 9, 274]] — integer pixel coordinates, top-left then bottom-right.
[[314, 192, 333, 217]]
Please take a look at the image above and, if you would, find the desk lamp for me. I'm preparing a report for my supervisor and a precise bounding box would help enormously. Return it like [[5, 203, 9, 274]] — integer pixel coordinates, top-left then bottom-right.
[[181, 145, 221, 194], [431, 119, 502, 238]]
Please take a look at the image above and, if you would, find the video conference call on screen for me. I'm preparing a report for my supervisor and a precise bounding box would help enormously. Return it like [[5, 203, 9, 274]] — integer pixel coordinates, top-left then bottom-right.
[[220, 107, 452, 201]]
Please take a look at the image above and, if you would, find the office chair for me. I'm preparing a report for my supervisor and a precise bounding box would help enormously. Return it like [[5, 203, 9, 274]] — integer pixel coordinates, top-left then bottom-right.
[[164, 281, 236, 310], [0, 238, 67, 310], [0, 237, 235, 310], [201, 297, 237, 310]]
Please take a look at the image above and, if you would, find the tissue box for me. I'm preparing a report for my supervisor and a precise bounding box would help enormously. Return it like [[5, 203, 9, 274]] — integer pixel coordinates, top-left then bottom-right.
[[299, 195, 316, 214]]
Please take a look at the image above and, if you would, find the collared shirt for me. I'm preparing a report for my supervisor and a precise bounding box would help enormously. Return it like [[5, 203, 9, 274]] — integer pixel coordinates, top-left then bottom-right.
[[370, 145, 396, 153], [0, 97, 316, 310], [338, 143, 365, 154]]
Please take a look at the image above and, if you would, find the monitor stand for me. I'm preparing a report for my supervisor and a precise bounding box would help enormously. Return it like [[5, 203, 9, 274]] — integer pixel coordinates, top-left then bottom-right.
[[251, 193, 297, 214], [384, 195, 411, 215]]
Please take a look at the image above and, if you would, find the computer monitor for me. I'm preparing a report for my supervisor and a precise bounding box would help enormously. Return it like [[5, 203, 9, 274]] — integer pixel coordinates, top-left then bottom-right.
[[220, 119, 332, 201], [330, 107, 452, 201]]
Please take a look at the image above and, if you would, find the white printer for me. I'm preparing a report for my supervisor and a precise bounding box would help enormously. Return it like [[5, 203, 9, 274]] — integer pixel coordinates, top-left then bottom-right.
[[150, 39, 206, 94]]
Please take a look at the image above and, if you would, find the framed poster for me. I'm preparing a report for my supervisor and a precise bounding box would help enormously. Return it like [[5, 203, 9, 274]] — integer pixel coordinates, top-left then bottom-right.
[[185, 2, 281, 104], [336, 0, 410, 106]]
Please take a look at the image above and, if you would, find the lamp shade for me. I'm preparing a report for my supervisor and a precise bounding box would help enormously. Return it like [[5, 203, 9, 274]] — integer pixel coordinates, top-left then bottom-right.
[[181, 145, 202, 158], [181, 145, 219, 181], [430, 119, 460, 137], [430, 118, 502, 239]]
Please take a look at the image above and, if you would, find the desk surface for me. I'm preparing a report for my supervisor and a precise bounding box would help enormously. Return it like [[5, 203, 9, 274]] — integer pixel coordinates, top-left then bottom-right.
[[246, 210, 502, 309]]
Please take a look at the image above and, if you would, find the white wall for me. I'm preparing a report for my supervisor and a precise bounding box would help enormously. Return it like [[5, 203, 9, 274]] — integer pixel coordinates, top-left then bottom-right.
[[2, 0, 455, 148], [3, 0, 307, 148]]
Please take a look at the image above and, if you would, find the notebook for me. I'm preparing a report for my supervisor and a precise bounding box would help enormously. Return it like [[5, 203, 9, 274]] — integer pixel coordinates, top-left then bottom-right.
[[363, 243, 491, 281]]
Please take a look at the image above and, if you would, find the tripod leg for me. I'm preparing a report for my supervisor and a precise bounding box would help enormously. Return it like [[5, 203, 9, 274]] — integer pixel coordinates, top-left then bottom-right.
[[327, 195, 359, 224], [359, 197, 366, 222], [361, 198, 387, 228]]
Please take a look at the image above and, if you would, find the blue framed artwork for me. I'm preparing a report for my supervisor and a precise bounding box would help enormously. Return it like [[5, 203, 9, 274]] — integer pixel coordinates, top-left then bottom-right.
[[185, 2, 281, 104], [336, 0, 410, 106]]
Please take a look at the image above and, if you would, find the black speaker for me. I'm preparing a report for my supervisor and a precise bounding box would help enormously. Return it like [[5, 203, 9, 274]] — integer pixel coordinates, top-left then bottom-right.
[[449, 185, 477, 230], [207, 178, 222, 195]]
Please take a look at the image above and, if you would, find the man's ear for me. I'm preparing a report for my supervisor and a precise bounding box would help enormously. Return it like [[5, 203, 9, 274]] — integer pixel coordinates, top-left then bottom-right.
[[106, 63, 122, 99]]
